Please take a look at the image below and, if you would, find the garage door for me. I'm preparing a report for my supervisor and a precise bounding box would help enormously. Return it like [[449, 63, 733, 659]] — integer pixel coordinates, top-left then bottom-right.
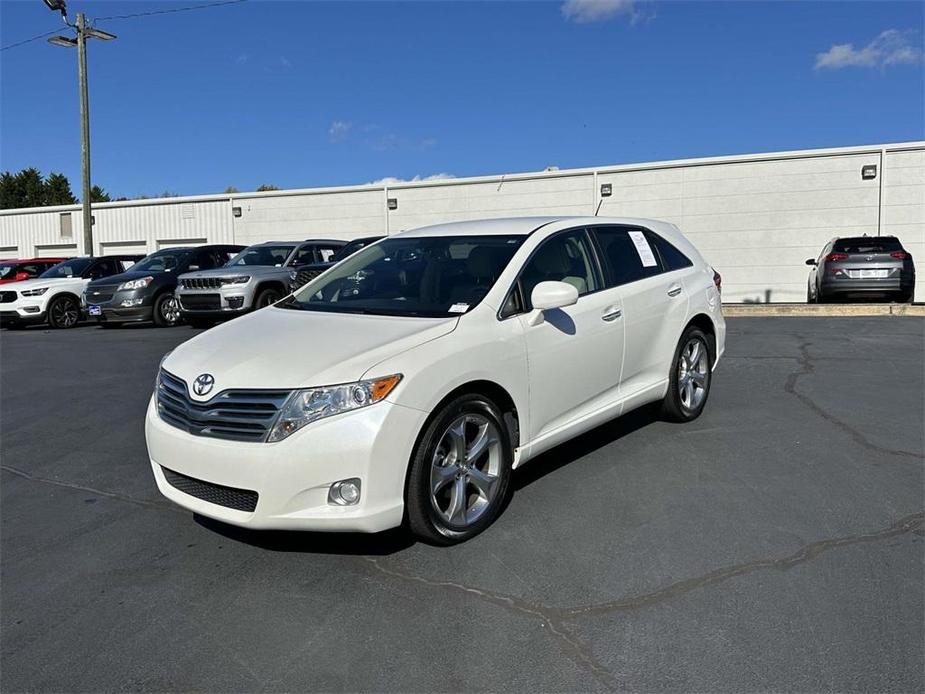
[[156, 238, 206, 250], [0, 246, 19, 260], [101, 241, 148, 256], [35, 244, 78, 258]]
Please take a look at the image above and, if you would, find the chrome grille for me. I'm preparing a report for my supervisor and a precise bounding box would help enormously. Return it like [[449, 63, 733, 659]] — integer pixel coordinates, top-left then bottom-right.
[[181, 277, 223, 289], [293, 268, 324, 288], [0, 291, 15, 303], [156, 369, 291, 442]]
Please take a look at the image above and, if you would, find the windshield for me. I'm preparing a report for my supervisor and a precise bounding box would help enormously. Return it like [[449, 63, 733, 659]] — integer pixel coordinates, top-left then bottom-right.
[[0, 264, 17, 279], [39, 258, 93, 278], [132, 249, 190, 273], [279, 235, 524, 318], [226, 244, 295, 267], [333, 237, 382, 262]]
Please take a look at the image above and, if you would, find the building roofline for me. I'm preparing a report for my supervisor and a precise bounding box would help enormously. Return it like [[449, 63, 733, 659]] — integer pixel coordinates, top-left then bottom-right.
[[2, 141, 921, 217]]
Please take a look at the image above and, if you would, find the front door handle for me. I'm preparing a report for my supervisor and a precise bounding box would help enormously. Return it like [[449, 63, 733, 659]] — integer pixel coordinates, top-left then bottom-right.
[[601, 307, 622, 322], [667, 285, 683, 297]]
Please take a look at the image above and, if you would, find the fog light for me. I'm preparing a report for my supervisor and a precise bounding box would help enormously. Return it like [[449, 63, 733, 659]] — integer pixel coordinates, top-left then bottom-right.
[[227, 296, 245, 309], [328, 478, 361, 506], [23, 306, 40, 313], [120, 298, 143, 307]]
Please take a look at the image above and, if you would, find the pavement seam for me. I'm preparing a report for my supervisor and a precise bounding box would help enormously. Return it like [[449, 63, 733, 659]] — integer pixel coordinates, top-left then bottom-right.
[[0, 463, 184, 514], [363, 511, 923, 692], [784, 338, 924, 460]]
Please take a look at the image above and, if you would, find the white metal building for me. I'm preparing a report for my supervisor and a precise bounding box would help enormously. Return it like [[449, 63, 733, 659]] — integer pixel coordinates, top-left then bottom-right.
[[1, 141, 922, 303]]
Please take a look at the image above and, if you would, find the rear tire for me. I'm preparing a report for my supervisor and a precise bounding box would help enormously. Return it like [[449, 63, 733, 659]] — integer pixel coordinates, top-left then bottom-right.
[[661, 326, 712, 422], [406, 394, 513, 545], [153, 294, 181, 327], [47, 296, 80, 329]]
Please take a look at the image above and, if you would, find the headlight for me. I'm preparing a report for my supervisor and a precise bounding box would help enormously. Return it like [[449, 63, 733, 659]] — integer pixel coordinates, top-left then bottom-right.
[[117, 276, 153, 291], [221, 276, 250, 285], [267, 374, 402, 442], [21, 287, 48, 296]]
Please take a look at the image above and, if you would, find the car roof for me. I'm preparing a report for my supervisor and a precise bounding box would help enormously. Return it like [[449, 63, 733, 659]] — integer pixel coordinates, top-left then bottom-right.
[[394, 216, 672, 238], [299, 238, 347, 245]]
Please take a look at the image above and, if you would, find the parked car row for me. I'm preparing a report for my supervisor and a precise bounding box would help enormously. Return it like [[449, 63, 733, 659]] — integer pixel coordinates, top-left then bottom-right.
[[0, 237, 379, 331]]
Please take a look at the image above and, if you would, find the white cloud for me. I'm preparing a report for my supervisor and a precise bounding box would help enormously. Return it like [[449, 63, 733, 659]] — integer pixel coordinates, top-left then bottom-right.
[[328, 120, 352, 143], [561, 0, 635, 24], [815, 29, 923, 70], [370, 173, 455, 185]]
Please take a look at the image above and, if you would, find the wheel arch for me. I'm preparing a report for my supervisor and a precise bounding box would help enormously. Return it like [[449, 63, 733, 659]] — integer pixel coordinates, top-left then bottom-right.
[[685, 313, 717, 365], [254, 280, 288, 304]]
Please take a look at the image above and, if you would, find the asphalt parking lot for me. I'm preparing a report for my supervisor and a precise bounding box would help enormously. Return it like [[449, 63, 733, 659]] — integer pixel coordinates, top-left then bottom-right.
[[1, 316, 923, 693]]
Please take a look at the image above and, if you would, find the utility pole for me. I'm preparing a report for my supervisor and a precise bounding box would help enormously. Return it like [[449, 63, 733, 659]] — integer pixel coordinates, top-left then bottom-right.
[[76, 12, 92, 255], [45, 0, 116, 256]]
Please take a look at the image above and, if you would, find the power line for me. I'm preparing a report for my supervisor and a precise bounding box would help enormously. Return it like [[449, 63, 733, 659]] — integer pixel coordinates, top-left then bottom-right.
[[91, 0, 247, 23], [0, 28, 62, 52]]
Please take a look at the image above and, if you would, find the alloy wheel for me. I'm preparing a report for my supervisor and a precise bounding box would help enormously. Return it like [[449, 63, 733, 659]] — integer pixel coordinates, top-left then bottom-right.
[[430, 413, 502, 528], [52, 298, 79, 328], [161, 296, 180, 325], [677, 337, 709, 411]]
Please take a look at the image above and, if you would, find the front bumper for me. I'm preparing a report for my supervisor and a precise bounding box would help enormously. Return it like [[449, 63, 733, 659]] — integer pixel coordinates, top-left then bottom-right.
[[93, 305, 155, 323], [0, 308, 46, 325], [84, 288, 155, 323], [177, 284, 255, 315], [144, 395, 427, 532]]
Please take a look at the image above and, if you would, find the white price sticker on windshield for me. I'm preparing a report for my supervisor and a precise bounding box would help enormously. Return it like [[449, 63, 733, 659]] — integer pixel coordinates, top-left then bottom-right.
[[448, 303, 469, 313], [628, 230, 658, 267]]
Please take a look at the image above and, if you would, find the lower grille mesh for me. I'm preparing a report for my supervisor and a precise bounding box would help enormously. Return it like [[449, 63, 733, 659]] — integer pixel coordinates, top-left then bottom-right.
[[162, 467, 258, 512]]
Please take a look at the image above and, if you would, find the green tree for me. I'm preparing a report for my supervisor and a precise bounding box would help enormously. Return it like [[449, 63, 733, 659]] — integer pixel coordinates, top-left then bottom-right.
[[90, 185, 111, 203], [44, 172, 77, 205], [0, 171, 23, 209], [256, 184, 279, 192], [224, 186, 239, 194], [19, 168, 46, 208]]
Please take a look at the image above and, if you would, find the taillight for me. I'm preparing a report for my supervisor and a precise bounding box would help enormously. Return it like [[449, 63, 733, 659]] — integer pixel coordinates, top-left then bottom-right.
[[825, 252, 849, 262], [712, 269, 722, 294], [890, 251, 909, 260]]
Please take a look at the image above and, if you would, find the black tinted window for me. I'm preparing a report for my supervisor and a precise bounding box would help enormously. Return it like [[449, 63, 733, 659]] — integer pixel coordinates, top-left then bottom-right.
[[89, 259, 119, 278], [648, 232, 692, 271], [832, 237, 903, 253], [593, 227, 662, 286], [521, 230, 599, 308]]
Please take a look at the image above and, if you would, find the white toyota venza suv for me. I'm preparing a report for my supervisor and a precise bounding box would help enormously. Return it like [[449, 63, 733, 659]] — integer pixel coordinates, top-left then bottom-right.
[[146, 217, 725, 544]]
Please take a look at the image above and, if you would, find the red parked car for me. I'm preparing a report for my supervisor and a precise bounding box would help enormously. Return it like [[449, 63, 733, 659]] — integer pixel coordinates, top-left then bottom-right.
[[0, 258, 70, 285]]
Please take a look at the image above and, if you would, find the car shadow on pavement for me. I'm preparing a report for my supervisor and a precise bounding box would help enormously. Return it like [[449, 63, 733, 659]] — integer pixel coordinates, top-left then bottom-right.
[[193, 403, 663, 555], [193, 514, 415, 555]]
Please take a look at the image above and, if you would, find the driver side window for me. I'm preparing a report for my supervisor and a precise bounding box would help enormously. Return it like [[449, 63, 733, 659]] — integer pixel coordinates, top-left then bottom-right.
[[519, 230, 599, 310]]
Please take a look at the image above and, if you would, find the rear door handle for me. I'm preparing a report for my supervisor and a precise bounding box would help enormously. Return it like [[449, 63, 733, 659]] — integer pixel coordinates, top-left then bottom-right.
[[601, 307, 622, 322], [667, 285, 683, 297]]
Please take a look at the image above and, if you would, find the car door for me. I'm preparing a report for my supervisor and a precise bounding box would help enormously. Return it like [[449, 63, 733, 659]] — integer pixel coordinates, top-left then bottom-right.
[[509, 227, 625, 445], [591, 225, 690, 400]]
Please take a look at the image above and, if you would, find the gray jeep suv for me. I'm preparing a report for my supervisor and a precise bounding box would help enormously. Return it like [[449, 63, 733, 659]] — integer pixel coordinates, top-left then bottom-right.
[[176, 239, 345, 327]]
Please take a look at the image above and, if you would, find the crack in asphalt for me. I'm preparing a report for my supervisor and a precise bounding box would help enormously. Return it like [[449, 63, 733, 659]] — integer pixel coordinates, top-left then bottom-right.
[[0, 463, 183, 514], [785, 338, 924, 460], [364, 512, 923, 691]]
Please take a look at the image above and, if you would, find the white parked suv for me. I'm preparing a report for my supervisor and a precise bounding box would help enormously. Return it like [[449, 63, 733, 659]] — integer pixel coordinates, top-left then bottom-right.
[[0, 255, 142, 329], [146, 217, 725, 544]]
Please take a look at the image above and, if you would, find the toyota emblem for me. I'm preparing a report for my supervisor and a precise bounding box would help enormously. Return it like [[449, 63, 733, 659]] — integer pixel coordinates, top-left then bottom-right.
[[193, 373, 215, 396]]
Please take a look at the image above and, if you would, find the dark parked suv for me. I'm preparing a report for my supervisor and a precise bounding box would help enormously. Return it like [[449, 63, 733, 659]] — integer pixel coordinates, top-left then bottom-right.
[[806, 236, 915, 303], [84, 244, 244, 327]]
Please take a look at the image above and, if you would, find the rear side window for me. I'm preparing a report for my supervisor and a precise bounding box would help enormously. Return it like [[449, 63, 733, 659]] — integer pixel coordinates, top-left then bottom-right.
[[647, 232, 693, 271], [592, 227, 663, 286], [832, 237, 903, 253]]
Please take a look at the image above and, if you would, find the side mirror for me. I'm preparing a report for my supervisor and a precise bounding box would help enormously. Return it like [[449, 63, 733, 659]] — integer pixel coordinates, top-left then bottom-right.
[[529, 281, 579, 325], [805, 258, 817, 266]]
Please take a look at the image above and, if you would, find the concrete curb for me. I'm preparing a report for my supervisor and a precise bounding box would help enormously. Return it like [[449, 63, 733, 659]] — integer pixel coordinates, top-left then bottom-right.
[[722, 303, 925, 317]]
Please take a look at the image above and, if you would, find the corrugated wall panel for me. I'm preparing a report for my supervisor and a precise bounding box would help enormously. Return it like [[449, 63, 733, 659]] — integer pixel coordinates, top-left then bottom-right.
[[93, 200, 233, 254], [882, 149, 925, 302]]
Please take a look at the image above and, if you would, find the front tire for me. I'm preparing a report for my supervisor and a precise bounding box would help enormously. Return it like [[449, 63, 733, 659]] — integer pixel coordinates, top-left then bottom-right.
[[661, 326, 712, 422], [153, 294, 181, 327], [254, 287, 282, 309], [406, 394, 513, 545], [47, 296, 80, 329]]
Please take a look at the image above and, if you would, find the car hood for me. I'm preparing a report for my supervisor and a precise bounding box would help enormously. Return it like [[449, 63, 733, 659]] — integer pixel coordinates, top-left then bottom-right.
[[88, 270, 168, 287], [163, 306, 458, 392], [8, 277, 84, 292], [179, 266, 285, 280]]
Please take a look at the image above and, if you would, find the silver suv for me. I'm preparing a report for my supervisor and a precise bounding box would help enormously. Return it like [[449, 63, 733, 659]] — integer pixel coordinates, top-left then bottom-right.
[[176, 240, 345, 327]]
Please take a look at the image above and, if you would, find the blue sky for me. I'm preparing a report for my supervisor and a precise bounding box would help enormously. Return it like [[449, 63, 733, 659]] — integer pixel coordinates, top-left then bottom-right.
[[1, 0, 923, 198]]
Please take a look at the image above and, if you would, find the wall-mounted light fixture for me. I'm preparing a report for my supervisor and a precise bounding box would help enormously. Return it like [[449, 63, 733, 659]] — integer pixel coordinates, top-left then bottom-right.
[[232, 206, 242, 218], [861, 165, 877, 180], [600, 183, 612, 197], [387, 198, 398, 211]]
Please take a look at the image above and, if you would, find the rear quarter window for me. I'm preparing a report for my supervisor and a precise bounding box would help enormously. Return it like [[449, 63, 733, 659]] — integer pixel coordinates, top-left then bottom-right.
[[647, 232, 693, 271]]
